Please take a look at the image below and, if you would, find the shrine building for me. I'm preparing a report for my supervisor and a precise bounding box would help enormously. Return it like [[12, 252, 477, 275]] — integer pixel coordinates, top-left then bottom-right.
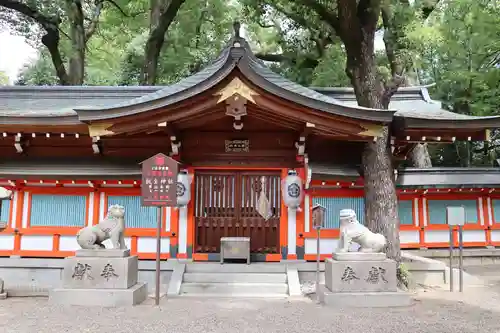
[[1, 30, 500, 262]]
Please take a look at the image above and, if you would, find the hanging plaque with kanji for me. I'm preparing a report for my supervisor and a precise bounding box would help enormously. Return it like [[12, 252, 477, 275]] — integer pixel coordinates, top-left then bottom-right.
[[141, 153, 178, 207]]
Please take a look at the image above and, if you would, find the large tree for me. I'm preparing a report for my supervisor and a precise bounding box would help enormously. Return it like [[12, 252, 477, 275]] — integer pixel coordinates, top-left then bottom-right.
[[13, 0, 237, 86], [412, 0, 500, 167], [244, 0, 404, 262], [0, 0, 130, 85], [140, 0, 186, 85]]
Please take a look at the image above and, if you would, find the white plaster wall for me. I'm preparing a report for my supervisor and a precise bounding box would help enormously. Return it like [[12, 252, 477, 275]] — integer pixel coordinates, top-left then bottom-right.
[[492, 230, 500, 242], [400, 230, 419, 244], [101, 236, 132, 250], [463, 230, 486, 243], [0, 235, 14, 250], [305, 238, 339, 254], [424, 230, 450, 243], [20, 235, 53, 251], [58, 236, 80, 251], [137, 237, 170, 253]]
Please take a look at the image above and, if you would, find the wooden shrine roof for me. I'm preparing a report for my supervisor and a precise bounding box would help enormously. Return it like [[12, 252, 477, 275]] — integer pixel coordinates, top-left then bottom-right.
[[315, 85, 500, 130], [72, 35, 393, 123], [0, 25, 499, 138]]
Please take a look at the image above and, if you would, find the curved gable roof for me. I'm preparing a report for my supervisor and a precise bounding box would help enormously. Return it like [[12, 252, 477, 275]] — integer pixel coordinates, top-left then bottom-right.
[[74, 34, 395, 123]]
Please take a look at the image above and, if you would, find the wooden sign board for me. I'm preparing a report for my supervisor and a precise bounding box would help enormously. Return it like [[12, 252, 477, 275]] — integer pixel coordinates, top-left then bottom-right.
[[225, 139, 249, 152], [141, 153, 178, 207], [446, 206, 465, 226], [312, 204, 326, 229]]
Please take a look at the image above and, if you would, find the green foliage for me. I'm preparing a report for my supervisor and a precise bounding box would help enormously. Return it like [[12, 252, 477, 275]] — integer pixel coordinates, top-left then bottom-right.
[[397, 262, 411, 290], [0, 71, 9, 85], [408, 0, 500, 166], [11, 0, 237, 86], [16, 51, 59, 85]]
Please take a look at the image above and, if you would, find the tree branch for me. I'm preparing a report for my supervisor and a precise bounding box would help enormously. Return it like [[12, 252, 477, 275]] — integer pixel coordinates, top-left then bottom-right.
[[0, 0, 59, 31], [420, 0, 440, 19], [357, 0, 382, 31], [104, 0, 128, 16], [141, 0, 186, 85], [255, 52, 320, 68], [298, 0, 340, 33], [0, 0, 70, 84], [85, 0, 104, 42], [382, 73, 405, 108], [255, 53, 288, 62]]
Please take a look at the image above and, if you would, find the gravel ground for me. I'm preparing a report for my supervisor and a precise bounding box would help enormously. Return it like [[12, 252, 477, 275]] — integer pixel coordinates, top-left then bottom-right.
[[1, 290, 499, 333]]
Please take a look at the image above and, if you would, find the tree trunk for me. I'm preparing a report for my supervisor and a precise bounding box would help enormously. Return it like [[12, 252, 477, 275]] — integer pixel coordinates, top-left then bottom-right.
[[66, 0, 86, 85], [141, 0, 185, 85], [381, 1, 433, 169], [362, 128, 401, 261], [410, 143, 432, 168], [340, 12, 401, 262]]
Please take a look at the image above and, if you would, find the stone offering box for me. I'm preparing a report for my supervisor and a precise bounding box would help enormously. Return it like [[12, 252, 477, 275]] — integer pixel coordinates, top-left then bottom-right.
[[220, 237, 250, 264], [320, 252, 412, 307], [50, 249, 148, 307]]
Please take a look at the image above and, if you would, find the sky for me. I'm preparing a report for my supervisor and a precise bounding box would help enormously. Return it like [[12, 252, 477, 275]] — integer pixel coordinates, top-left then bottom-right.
[[0, 29, 37, 84]]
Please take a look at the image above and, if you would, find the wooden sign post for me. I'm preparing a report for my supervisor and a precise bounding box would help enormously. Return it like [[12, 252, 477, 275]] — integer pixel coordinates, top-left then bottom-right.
[[141, 153, 178, 306], [312, 204, 326, 304]]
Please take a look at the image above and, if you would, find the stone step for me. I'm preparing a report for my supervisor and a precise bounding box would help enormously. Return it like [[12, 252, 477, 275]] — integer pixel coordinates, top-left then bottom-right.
[[183, 272, 287, 284], [178, 293, 289, 299], [185, 263, 286, 274], [180, 282, 289, 296]]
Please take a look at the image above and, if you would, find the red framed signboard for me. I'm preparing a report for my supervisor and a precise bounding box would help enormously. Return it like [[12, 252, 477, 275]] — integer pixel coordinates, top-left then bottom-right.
[[141, 153, 178, 207]]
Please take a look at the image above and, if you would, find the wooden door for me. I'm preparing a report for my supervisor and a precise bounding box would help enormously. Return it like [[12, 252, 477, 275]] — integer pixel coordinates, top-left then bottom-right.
[[194, 171, 281, 254]]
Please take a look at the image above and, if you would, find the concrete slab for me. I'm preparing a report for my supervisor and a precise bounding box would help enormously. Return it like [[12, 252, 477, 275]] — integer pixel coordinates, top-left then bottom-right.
[[286, 267, 302, 297], [49, 282, 148, 307], [333, 252, 386, 261], [76, 249, 130, 258], [318, 285, 413, 308], [166, 263, 185, 296]]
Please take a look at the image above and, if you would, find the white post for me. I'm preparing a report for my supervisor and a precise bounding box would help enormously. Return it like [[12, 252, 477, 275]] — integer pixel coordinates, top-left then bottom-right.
[[178, 206, 188, 256], [288, 207, 297, 257]]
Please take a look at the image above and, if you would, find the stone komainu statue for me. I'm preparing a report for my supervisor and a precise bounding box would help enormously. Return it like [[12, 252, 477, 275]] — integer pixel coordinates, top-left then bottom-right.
[[76, 204, 127, 250], [336, 209, 386, 253]]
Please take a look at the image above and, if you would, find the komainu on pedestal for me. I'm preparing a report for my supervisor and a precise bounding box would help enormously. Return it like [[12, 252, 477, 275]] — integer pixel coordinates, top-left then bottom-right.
[[336, 209, 386, 253], [77, 204, 127, 250], [319, 209, 411, 308], [49, 205, 148, 307]]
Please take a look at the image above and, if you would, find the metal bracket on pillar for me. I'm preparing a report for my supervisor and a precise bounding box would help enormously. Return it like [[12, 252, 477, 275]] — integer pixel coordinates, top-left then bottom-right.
[[295, 123, 315, 157], [14, 133, 25, 153], [92, 136, 101, 154], [170, 136, 181, 156]]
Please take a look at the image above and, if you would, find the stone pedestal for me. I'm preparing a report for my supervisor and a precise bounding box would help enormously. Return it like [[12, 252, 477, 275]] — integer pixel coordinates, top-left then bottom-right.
[[320, 252, 412, 308], [50, 250, 147, 307]]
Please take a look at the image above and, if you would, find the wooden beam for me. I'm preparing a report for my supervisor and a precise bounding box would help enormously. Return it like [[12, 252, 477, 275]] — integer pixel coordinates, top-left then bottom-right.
[[253, 95, 369, 137], [108, 97, 219, 134]]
